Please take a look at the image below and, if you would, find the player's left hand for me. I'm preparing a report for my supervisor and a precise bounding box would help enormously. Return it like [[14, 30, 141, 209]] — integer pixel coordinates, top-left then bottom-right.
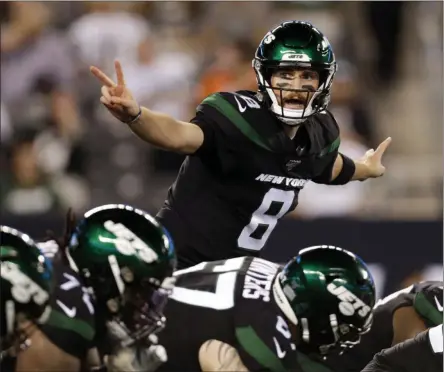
[[360, 137, 392, 178]]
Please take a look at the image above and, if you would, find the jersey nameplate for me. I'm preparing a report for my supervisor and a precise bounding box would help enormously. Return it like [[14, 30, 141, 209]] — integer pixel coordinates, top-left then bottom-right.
[[242, 258, 280, 302]]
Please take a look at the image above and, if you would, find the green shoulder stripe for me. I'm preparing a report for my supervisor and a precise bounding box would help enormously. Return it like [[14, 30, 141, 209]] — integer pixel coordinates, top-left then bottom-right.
[[235, 326, 286, 372], [45, 309, 95, 341], [201, 94, 272, 151], [319, 136, 340, 157], [414, 291, 443, 326]]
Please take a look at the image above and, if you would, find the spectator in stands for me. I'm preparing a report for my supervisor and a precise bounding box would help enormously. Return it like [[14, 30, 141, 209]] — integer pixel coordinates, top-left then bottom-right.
[[1, 1, 82, 142], [1, 131, 90, 217], [194, 39, 257, 106]]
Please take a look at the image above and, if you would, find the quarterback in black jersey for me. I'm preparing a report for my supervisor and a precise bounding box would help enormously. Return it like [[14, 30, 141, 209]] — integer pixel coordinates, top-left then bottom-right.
[[362, 324, 443, 372], [154, 246, 375, 372], [323, 281, 443, 372], [91, 21, 391, 268]]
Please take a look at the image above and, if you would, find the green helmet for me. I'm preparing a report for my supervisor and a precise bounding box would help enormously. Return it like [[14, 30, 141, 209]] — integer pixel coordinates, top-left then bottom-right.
[[253, 21, 337, 125], [67, 204, 177, 346], [274, 245, 375, 356], [1, 226, 53, 357]]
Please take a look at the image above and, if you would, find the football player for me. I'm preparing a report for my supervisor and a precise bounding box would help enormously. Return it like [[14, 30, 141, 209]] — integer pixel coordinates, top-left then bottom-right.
[[34, 204, 177, 371], [1, 226, 53, 370], [322, 281, 443, 372], [90, 20, 392, 269], [361, 324, 443, 372], [151, 245, 376, 371]]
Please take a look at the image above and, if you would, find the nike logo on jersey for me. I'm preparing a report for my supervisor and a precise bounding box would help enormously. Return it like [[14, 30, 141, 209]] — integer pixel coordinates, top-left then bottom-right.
[[234, 96, 247, 113], [56, 300, 77, 318], [60, 273, 80, 291], [434, 296, 443, 312], [256, 173, 308, 189], [273, 337, 286, 359]]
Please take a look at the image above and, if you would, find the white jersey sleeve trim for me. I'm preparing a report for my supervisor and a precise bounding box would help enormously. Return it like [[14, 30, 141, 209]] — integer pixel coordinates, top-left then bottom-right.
[[428, 324, 443, 353]]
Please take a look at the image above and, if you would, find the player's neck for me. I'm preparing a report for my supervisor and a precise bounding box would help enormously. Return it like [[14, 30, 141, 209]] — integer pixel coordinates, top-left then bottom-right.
[[283, 125, 299, 139]]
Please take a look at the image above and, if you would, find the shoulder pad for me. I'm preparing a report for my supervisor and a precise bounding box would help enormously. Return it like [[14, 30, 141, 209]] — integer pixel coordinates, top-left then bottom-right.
[[196, 91, 276, 152], [197, 91, 262, 116], [310, 110, 340, 157], [413, 281, 443, 327]]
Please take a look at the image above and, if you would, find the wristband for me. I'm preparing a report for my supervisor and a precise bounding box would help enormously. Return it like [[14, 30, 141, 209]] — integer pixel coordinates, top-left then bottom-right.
[[330, 154, 356, 185], [124, 108, 142, 125]]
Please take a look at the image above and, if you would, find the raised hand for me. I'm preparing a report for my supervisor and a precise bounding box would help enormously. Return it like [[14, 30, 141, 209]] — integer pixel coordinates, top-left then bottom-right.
[[90, 60, 140, 123], [361, 137, 392, 177]]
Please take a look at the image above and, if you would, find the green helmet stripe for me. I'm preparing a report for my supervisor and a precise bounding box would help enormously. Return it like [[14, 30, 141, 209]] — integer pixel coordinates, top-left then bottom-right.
[[201, 94, 273, 151], [235, 326, 286, 372], [414, 291, 443, 326], [45, 309, 95, 341]]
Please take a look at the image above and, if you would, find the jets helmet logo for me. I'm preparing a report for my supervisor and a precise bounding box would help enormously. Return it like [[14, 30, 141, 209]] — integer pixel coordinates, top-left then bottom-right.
[[327, 282, 371, 317]]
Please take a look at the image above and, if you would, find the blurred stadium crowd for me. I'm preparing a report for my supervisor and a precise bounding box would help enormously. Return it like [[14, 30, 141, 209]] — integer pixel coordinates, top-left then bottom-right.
[[1, 1, 442, 221]]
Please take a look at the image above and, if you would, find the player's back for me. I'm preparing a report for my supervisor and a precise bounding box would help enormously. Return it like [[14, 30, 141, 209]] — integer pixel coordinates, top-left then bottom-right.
[[157, 256, 300, 372], [323, 281, 443, 372], [157, 90, 340, 268]]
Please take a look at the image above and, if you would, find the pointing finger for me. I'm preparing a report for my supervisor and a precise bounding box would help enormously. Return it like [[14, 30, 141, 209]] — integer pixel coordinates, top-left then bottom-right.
[[374, 137, 392, 158]]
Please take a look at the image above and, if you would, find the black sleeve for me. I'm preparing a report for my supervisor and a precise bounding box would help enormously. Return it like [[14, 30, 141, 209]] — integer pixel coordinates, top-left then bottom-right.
[[189, 103, 238, 173], [190, 109, 219, 158], [361, 325, 443, 372], [310, 150, 339, 184], [310, 110, 341, 185]]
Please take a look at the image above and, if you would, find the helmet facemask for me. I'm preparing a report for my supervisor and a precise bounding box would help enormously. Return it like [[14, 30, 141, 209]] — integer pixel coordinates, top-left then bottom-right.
[[299, 310, 373, 358], [110, 276, 172, 348], [253, 60, 336, 126], [86, 256, 173, 349]]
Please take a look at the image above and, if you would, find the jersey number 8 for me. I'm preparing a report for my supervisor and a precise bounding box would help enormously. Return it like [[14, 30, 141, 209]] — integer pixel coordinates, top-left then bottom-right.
[[238, 188, 295, 251]]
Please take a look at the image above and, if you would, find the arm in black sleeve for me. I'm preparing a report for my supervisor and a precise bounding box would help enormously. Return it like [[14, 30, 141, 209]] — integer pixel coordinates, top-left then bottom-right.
[[361, 325, 443, 372]]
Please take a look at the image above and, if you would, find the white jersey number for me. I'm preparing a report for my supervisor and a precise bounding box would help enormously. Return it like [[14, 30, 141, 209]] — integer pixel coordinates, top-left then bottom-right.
[[238, 188, 295, 251], [171, 257, 246, 310]]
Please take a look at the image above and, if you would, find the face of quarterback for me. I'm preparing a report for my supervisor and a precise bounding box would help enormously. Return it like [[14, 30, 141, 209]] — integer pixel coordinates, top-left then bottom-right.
[[270, 68, 320, 110]]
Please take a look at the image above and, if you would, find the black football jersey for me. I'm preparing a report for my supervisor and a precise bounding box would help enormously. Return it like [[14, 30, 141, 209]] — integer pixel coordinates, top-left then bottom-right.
[[37, 240, 96, 359], [157, 256, 303, 372], [323, 281, 443, 372], [361, 324, 443, 372], [157, 91, 341, 268]]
